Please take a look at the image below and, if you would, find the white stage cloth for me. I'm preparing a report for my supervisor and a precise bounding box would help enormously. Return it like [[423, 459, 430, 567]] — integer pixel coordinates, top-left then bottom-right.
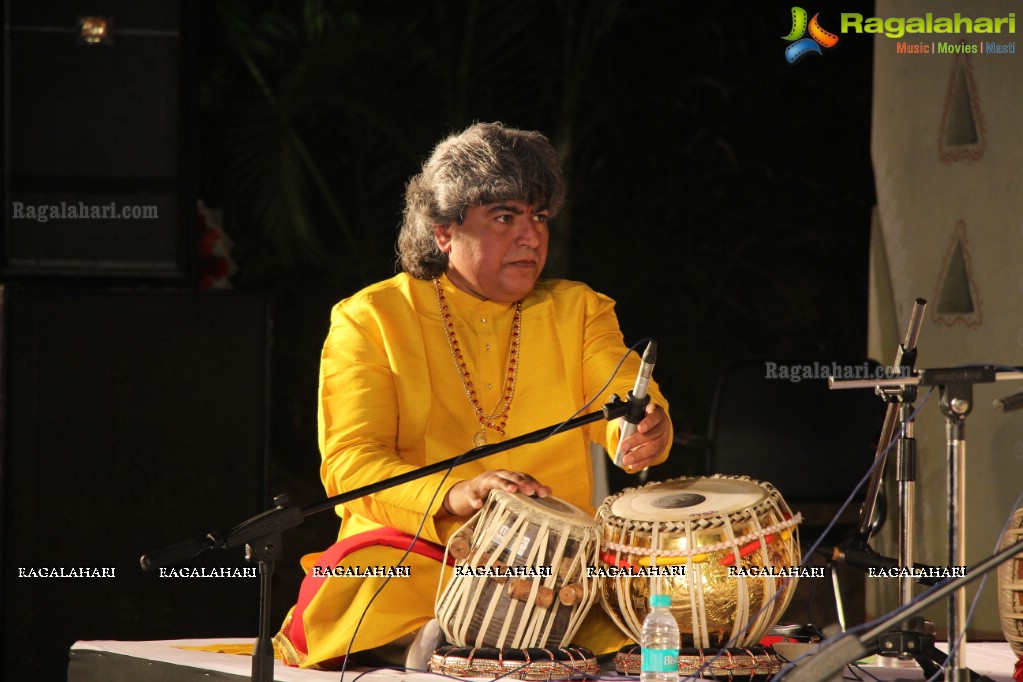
[[68, 638, 1019, 681]]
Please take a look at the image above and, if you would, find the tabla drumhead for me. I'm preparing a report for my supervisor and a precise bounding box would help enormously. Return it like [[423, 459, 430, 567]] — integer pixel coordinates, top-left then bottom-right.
[[500, 491, 596, 526], [609, 477, 768, 522]]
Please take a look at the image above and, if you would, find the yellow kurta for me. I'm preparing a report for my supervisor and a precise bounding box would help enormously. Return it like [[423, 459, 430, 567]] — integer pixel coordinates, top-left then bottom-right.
[[278, 272, 671, 668]]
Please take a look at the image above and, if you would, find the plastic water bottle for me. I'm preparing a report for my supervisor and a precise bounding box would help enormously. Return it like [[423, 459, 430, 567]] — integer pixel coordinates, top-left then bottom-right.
[[640, 593, 680, 682]]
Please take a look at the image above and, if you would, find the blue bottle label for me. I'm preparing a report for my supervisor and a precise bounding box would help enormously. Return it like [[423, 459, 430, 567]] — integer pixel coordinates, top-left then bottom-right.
[[641, 648, 678, 673]]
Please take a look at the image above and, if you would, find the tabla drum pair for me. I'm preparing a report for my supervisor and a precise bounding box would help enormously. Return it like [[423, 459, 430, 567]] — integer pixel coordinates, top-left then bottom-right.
[[432, 476, 801, 679]]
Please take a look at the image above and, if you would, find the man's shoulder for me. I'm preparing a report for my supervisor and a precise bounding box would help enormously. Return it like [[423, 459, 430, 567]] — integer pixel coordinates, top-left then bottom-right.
[[533, 278, 594, 297], [346, 273, 414, 301], [531, 278, 613, 309], [332, 274, 423, 322]]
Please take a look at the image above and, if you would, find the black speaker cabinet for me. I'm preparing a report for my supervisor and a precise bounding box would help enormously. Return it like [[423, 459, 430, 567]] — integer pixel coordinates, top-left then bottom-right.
[[0, 288, 271, 681], [1, 0, 199, 278]]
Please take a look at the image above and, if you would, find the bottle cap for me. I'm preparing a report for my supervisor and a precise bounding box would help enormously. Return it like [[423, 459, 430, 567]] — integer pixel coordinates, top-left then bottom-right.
[[649, 594, 671, 607]]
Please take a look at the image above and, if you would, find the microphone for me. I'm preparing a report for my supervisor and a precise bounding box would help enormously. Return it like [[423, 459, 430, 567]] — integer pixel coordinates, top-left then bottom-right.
[[613, 340, 656, 469], [140, 535, 218, 572], [993, 391, 1023, 413]]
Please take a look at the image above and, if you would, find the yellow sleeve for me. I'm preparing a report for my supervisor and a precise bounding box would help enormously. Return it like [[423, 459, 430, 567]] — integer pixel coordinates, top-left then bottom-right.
[[317, 298, 466, 544], [579, 290, 673, 468]]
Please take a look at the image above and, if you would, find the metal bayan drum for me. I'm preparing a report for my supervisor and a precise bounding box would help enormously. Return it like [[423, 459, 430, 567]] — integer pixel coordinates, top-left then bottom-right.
[[596, 475, 802, 648], [435, 490, 600, 649]]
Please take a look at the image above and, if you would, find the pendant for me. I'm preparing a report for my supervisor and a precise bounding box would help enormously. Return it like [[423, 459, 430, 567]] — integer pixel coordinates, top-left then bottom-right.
[[473, 429, 487, 448]]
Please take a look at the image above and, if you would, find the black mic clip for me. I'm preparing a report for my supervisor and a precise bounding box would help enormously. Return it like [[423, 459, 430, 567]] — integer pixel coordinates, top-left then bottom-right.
[[622, 388, 651, 425]]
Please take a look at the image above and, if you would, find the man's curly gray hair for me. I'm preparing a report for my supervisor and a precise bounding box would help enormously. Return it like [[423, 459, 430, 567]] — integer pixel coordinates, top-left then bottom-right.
[[397, 122, 566, 279]]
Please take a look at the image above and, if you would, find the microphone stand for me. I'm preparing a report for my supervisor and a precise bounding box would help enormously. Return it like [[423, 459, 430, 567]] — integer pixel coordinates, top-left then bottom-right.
[[878, 300, 926, 663], [854, 299, 925, 557], [830, 365, 1023, 681], [140, 396, 632, 682], [824, 299, 926, 668], [779, 534, 1023, 682]]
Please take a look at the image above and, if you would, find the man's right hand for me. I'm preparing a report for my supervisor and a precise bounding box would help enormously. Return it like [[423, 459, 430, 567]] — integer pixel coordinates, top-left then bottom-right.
[[442, 470, 551, 517]]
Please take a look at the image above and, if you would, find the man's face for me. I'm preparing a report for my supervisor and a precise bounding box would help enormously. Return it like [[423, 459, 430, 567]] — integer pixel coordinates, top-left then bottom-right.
[[434, 200, 549, 303]]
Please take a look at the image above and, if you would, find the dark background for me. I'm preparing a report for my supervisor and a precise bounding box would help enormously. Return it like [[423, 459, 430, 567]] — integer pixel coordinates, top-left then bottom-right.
[[200, 0, 875, 497], [2, 0, 876, 679]]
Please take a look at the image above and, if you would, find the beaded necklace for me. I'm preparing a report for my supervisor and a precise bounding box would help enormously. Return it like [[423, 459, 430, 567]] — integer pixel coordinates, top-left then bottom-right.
[[432, 278, 522, 447]]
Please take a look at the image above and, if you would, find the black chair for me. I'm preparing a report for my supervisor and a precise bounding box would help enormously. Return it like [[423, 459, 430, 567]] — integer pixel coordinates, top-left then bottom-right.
[[688, 359, 885, 524]]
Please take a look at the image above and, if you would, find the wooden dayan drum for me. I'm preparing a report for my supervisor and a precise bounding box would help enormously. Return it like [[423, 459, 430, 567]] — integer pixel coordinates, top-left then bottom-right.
[[435, 490, 600, 649], [998, 506, 1023, 659], [596, 475, 801, 649]]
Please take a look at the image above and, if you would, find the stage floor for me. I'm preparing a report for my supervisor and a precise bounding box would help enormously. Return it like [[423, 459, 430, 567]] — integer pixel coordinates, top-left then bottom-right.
[[68, 638, 1019, 681]]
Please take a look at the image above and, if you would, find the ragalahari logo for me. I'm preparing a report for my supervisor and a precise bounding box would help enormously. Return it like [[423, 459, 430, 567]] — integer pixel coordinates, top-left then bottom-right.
[[783, 7, 839, 63]]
